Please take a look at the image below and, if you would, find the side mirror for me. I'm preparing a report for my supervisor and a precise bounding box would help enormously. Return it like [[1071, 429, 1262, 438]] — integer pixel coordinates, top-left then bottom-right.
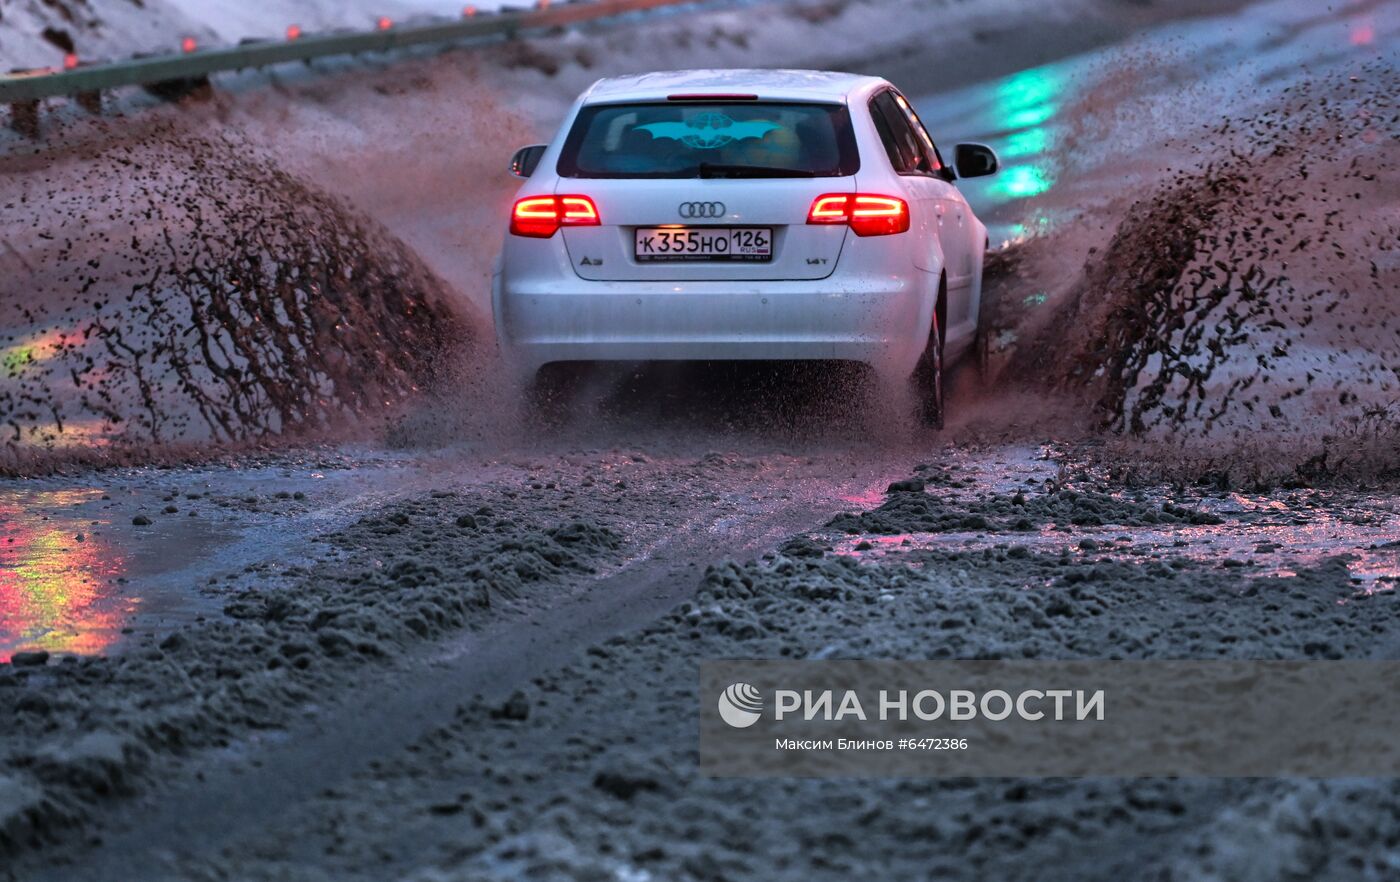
[[953, 142, 998, 179], [509, 144, 547, 178]]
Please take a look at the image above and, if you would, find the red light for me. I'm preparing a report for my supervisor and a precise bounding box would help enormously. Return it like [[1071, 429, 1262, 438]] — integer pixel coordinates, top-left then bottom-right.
[[537, 0, 550, 8], [511, 195, 601, 238], [463, 4, 478, 15], [286, 24, 302, 40], [559, 196, 599, 223], [376, 16, 393, 30], [63, 53, 79, 70], [667, 93, 758, 101], [807, 194, 850, 222], [807, 193, 909, 236], [181, 36, 198, 53]]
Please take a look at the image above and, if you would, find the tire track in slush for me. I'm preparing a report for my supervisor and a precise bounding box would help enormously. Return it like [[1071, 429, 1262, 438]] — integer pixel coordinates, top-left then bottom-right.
[[32, 454, 907, 882]]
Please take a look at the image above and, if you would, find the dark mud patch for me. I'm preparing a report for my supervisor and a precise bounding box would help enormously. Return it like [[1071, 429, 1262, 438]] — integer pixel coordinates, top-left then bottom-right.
[[0, 491, 620, 859], [1, 123, 468, 472]]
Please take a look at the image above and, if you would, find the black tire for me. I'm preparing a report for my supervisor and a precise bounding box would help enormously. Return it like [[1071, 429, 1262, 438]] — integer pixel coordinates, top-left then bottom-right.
[[912, 311, 945, 429]]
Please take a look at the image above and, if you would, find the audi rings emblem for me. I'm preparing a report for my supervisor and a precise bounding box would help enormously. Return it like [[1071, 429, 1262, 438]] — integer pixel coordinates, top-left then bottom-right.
[[678, 201, 726, 219]]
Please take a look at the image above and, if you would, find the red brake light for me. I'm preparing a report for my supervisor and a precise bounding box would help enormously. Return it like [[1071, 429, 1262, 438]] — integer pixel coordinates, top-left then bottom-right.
[[807, 194, 850, 223], [558, 196, 599, 224], [511, 195, 600, 238], [806, 193, 909, 236]]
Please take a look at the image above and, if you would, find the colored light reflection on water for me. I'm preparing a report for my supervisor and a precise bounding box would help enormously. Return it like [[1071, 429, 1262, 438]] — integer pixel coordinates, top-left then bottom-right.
[[983, 67, 1060, 203], [913, 63, 1064, 244], [993, 165, 1057, 200], [1000, 127, 1050, 160], [0, 489, 131, 661], [997, 67, 1059, 111]]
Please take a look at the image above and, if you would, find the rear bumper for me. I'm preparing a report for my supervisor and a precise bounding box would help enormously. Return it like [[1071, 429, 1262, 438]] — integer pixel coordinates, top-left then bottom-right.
[[493, 271, 937, 379]]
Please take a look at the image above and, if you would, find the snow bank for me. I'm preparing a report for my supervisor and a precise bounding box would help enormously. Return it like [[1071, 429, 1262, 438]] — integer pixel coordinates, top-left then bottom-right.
[[0, 0, 489, 71]]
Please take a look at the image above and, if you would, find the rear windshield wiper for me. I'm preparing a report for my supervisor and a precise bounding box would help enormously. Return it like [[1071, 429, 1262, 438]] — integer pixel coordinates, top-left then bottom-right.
[[695, 162, 817, 178]]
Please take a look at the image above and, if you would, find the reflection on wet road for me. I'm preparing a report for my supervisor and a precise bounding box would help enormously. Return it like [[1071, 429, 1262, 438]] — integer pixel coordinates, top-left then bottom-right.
[[0, 489, 129, 661], [0, 482, 260, 662], [913, 0, 1395, 245], [0, 452, 629, 660]]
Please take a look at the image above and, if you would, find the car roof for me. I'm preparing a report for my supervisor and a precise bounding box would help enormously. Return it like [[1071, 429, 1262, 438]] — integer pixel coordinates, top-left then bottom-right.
[[580, 69, 888, 104]]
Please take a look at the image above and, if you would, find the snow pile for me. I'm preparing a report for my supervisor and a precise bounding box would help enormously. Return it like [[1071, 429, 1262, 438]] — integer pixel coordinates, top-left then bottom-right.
[[0, 0, 483, 71]]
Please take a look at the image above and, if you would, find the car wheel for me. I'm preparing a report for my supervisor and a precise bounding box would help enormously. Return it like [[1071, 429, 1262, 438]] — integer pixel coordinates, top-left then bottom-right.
[[912, 312, 944, 429]]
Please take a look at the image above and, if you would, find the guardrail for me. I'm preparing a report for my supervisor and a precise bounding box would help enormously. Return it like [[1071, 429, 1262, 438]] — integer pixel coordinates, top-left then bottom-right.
[[1, 0, 690, 133]]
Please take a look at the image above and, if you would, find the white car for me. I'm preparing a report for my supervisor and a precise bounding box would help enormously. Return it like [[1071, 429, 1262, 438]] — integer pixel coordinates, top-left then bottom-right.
[[492, 69, 997, 426]]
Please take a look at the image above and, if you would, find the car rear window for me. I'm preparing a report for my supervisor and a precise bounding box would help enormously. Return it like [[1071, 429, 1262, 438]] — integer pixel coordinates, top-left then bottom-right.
[[557, 101, 859, 179]]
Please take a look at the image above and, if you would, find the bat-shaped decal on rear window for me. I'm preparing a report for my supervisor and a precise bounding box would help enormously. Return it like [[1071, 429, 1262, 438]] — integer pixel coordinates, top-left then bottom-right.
[[637, 112, 781, 149]]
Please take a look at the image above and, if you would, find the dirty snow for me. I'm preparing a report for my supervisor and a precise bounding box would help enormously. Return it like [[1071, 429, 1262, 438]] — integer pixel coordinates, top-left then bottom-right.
[[0, 0, 499, 71]]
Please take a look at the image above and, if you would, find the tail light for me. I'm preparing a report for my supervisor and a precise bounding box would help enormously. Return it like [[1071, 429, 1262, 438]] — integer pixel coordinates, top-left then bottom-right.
[[807, 193, 909, 236], [511, 195, 600, 238]]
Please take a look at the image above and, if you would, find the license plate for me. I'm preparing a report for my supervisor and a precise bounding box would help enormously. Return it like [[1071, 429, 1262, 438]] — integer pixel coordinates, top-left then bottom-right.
[[634, 227, 773, 262]]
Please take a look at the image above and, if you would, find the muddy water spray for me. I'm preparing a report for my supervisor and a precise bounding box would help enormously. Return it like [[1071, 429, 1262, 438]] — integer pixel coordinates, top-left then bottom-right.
[[1, 124, 467, 464], [984, 67, 1398, 470]]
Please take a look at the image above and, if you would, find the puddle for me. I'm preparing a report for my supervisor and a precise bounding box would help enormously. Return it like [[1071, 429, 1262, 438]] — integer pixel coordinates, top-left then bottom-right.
[[0, 489, 130, 660], [0, 450, 531, 661], [0, 486, 223, 661]]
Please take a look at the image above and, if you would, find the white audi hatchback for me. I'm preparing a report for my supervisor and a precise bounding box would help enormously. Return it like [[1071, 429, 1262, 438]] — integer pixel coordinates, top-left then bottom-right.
[[492, 69, 998, 425]]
